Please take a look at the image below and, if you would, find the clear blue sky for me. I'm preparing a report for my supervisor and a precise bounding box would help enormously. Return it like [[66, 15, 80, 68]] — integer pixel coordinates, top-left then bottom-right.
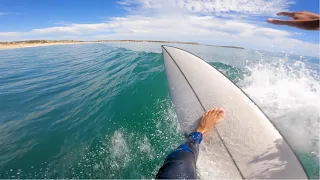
[[0, 0, 319, 56], [0, 0, 126, 31]]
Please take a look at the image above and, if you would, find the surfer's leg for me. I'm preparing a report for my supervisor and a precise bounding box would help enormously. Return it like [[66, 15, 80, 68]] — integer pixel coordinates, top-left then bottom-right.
[[155, 132, 202, 179], [156, 108, 225, 179]]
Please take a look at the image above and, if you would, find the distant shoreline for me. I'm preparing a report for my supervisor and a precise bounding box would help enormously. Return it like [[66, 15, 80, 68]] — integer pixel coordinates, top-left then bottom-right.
[[0, 40, 244, 50]]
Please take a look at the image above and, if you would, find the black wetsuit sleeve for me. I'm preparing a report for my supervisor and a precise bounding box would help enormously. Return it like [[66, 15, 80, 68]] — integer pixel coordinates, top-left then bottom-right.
[[156, 132, 203, 179]]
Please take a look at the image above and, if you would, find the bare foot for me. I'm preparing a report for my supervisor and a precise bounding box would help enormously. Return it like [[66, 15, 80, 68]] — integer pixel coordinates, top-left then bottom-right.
[[196, 107, 225, 137]]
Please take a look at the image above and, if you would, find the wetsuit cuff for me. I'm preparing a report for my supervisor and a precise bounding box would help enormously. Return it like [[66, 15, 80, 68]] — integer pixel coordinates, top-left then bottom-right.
[[188, 132, 203, 145]]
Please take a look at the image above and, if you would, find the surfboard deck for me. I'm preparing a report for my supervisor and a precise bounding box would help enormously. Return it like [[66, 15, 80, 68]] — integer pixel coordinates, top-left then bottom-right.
[[162, 45, 307, 179]]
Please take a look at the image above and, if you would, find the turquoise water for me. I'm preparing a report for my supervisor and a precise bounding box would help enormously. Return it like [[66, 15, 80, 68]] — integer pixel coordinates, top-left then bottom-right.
[[0, 43, 319, 179]]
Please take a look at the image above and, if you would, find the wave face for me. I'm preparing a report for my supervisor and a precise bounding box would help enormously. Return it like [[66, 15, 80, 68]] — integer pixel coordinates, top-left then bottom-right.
[[0, 43, 318, 179]]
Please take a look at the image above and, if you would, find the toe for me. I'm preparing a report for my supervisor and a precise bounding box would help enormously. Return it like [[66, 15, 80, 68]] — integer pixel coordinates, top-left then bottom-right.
[[209, 108, 216, 114], [217, 108, 225, 117], [212, 108, 219, 116]]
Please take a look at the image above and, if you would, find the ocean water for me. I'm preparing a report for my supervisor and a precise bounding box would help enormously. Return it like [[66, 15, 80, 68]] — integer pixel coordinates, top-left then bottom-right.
[[0, 43, 319, 179]]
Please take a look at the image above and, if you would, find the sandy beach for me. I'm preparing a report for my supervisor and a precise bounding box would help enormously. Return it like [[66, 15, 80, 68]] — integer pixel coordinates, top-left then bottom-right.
[[0, 40, 244, 50], [0, 42, 88, 50]]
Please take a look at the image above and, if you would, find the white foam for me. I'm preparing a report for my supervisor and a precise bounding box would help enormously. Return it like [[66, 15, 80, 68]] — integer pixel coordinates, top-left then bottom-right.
[[109, 130, 131, 169], [138, 135, 154, 159], [195, 56, 319, 179], [241, 58, 319, 156]]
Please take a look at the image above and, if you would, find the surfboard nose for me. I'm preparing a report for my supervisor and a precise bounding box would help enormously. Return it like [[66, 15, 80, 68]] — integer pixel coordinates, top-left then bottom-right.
[[161, 46, 308, 179], [161, 45, 169, 54]]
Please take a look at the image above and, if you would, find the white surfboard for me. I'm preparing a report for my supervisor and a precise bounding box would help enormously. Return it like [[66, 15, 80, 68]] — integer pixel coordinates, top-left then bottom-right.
[[162, 46, 307, 179]]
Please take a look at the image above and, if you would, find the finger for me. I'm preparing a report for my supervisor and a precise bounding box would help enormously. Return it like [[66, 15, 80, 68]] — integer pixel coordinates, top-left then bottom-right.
[[267, 18, 294, 25], [276, 12, 295, 17], [293, 20, 320, 30], [298, 11, 320, 17]]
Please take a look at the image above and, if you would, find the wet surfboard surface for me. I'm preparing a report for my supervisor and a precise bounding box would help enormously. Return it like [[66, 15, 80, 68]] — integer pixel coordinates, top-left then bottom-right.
[[162, 45, 307, 179]]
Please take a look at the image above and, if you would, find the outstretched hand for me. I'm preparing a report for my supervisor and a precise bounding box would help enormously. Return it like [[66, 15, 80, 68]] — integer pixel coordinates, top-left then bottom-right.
[[267, 11, 320, 30]]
